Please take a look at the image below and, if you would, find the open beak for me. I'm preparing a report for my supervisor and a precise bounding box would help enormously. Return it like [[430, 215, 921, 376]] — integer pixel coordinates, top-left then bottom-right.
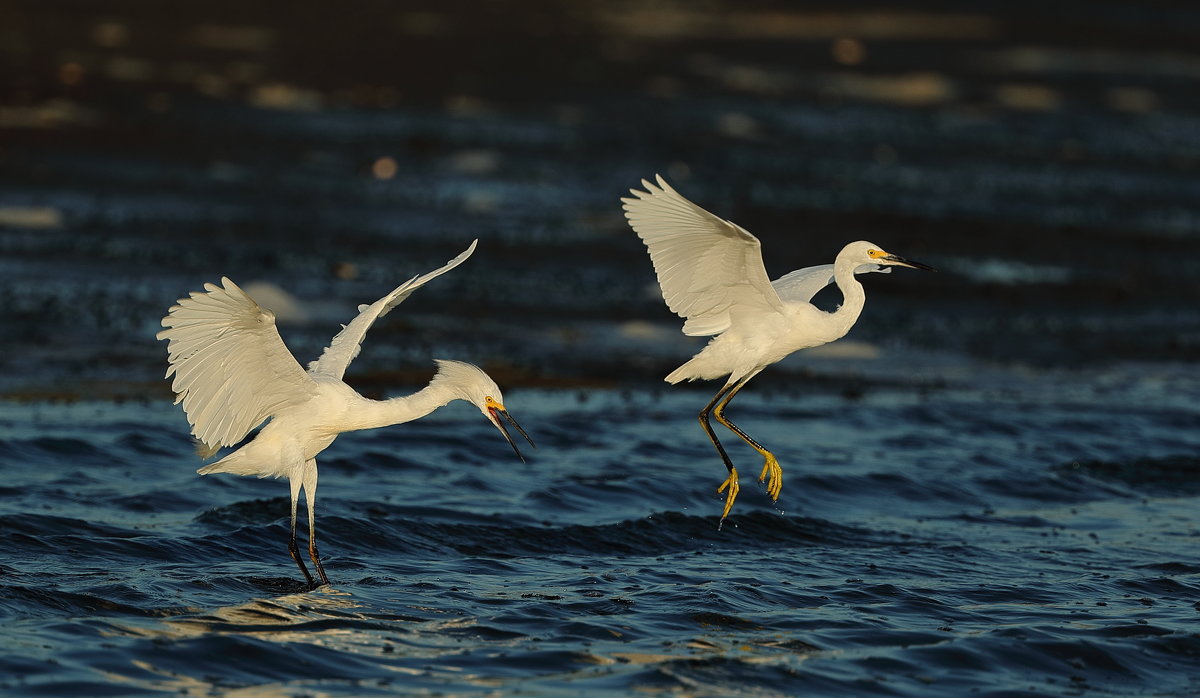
[[882, 253, 936, 272], [488, 404, 536, 462]]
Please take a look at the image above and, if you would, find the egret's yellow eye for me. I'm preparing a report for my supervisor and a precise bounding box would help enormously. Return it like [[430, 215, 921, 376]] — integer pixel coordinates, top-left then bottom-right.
[[868, 249, 883, 258], [485, 396, 501, 409]]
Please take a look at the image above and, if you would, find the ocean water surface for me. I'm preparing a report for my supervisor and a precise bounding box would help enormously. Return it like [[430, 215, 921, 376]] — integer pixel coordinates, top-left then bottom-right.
[[2, 1, 1200, 695], [2, 370, 1198, 695]]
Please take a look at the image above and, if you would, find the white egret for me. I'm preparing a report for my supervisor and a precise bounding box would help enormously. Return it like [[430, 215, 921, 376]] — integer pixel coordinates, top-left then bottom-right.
[[622, 176, 933, 521], [157, 240, 533, 588]]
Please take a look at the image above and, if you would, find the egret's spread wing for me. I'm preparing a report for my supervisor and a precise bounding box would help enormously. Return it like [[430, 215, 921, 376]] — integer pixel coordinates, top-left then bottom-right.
[[772, 263, 891, 303], [622, 175, 783, 337], [158, 277, 316, 451], [308, 240, 478, 379]]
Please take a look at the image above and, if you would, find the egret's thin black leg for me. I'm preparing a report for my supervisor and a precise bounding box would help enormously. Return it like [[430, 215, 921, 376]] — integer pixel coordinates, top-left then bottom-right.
[[699, 383, 737, 472], [713, 378, 782, 501], [307, 517, 330, 587], [308, 540, 329, 587], [699, 383, 741, 520], [714, 382, 767, 448], [288, 511, 316, 589], [301, 465, 330, 588]]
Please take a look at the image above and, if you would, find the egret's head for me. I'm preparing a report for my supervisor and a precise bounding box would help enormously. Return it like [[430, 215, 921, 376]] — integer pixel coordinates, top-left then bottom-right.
[[432, 359, 535, 461], [845, 240, 936, 272]]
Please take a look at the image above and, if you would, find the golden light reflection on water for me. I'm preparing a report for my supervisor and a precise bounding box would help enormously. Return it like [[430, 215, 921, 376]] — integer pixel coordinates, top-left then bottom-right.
[[0, 206, 63, 228], [687, 55, 957, 106], [1106, 87, 1160, 114], [58, 61, 85, 86], [190, 24, 276, 52], [85, 585, 834, 695], [91, 21, 129, 49], [831, 37, 868, 66], [978, 46, 1200, 79], [248, 82, 324, 111], [372, 156, 399, 180], [104, 55, 153, 82], [818, 72, 956, 107], [993, 83, 1062, 111], [597, 10, 998, 40], [0, 101, 97, 128]]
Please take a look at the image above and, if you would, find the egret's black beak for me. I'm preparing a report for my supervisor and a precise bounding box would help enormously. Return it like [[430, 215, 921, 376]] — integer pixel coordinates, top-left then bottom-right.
[[883, 254, 936, 272], [488, 405, 535, 462]]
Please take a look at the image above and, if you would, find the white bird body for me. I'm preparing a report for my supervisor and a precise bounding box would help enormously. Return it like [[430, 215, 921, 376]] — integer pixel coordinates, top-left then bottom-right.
[[622, 175, 932, 520], [158, 240, 533, 588], [200, 366, 502, 479], [666, 293, 846, 384]]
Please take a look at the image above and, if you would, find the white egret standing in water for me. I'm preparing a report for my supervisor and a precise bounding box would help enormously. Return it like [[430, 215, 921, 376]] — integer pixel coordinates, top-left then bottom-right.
[[158, 240, 533, 588], [622, 176, 933, 522]]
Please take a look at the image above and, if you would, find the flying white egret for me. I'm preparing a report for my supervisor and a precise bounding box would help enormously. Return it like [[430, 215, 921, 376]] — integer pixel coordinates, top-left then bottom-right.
[[622, 176, 933, 521], [157, 240, 533, 589]]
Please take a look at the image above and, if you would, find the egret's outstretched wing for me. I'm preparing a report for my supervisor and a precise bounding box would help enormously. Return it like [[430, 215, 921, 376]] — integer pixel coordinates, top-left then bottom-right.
[[772, 263, 891, 303], [308, 240, 478, 379], [622, 175, 783, 337], [158, 277, 316, 452]]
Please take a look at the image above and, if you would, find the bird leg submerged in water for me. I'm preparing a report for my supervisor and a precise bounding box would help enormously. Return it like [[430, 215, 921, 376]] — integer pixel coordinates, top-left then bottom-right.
[[286, 465, 328, 590]]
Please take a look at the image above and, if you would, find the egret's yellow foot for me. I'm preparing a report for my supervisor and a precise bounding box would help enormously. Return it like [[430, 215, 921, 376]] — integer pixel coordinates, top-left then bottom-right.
[[758, 452, 782, 501], [716, 467, 740, 519]]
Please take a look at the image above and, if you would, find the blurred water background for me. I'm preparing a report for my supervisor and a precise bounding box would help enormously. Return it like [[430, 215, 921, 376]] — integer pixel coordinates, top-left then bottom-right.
[[1, 1, 1198, 695]]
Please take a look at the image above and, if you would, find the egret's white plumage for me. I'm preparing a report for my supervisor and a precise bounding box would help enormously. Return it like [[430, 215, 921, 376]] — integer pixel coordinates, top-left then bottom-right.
[[158, 240, 533, 588], [622, 175, 933, 521]]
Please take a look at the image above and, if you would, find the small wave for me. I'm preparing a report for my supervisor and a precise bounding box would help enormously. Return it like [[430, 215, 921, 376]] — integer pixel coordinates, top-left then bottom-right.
[[195, 497, 293, 526], [0, 512, 143, 540], [383, 509, 903, 559], [0, 582, 189, 619], [1055, 455, 1200, 496], [195, 504, 910, 562]]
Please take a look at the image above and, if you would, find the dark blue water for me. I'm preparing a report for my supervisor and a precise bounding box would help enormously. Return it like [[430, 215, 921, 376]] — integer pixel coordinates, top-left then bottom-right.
[[3, 1, 1200, 695], [3, 374, 1199, 695]]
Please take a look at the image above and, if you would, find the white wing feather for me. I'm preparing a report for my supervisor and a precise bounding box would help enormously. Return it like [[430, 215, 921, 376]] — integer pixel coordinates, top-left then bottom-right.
[[157, 277, 316, 451], [308, 239, 478, 379], [622, 175, 783, 337], [772, 263, 891, 303]]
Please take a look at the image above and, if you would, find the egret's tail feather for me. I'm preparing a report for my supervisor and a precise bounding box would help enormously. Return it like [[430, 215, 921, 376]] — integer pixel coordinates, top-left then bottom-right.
[[665, 356, 708, 384], [197, 450, 271, 477], [664, 364, 692, 384]]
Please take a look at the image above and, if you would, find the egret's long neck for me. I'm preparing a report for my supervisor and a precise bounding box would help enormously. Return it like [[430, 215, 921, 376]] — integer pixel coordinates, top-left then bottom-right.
[[350, 381, 461, 432], [830, 256, 868, 336]]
